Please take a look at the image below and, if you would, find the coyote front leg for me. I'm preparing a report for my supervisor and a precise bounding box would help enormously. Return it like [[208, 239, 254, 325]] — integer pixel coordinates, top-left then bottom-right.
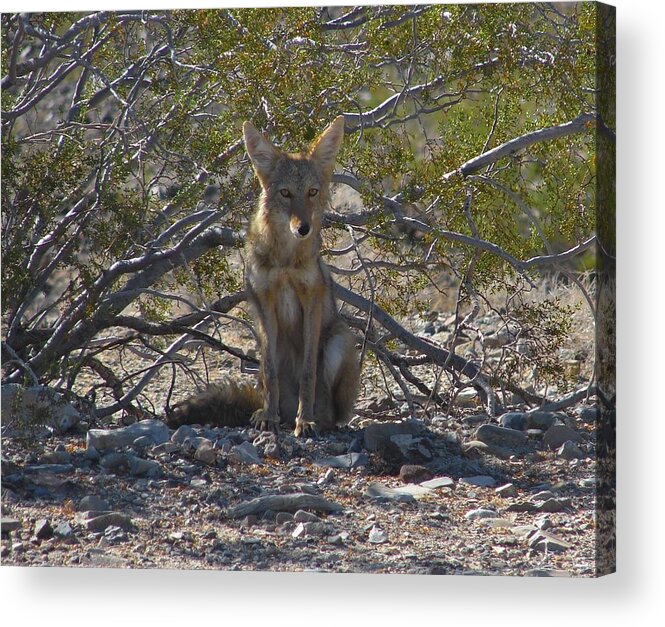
[[294, 295, 322, 437], [252, 301, 282, 431]]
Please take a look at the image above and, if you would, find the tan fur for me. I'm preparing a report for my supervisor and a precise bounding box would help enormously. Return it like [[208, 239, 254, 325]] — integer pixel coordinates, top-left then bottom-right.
[[243, 117, 360, 436], [166, 379, 262, 429]]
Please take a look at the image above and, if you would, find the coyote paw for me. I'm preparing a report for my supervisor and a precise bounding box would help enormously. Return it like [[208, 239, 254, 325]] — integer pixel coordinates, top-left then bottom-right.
[[293, 417, 318, 438], [251, 408, 280, 432]]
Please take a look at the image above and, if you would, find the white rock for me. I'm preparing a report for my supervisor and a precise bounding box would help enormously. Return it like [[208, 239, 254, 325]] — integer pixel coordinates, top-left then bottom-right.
[[465, 508, 499, 520], [495, 483, 518, 497], [227, 441, 262, 465], [459, 475, 496, 488], [368, 526, 388, 544], [87, 419, 170, 452], [556, 440, 584, 460]]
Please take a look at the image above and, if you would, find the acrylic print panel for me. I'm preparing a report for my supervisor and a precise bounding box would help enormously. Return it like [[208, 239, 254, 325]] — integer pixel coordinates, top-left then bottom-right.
[[1, 3, 615, 577]]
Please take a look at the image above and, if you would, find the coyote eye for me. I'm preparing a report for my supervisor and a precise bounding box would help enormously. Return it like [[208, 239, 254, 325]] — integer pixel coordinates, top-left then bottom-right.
[[308, 188, 319, 197], [279, 188, 291, 198]]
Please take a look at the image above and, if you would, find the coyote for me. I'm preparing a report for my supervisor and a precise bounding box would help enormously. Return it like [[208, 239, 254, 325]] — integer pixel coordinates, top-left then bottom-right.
[[170, 117, 360, 436]]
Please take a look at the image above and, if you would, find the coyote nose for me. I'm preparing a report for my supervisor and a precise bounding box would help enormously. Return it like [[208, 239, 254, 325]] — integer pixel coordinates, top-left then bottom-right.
[[297, 223, 310, 237]]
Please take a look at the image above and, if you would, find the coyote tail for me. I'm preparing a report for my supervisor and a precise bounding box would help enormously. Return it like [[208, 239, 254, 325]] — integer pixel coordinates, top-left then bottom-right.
[[166, 379, 262, 428]]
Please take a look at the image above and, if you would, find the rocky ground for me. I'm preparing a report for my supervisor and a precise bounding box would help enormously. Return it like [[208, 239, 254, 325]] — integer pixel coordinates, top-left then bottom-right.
[[2, 373, 604, 576], [2, 273, 613, 576]]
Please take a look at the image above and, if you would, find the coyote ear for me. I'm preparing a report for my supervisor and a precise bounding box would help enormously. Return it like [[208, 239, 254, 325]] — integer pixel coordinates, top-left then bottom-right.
[[243, 121, 278, 185], [309, 116, 345, 175]]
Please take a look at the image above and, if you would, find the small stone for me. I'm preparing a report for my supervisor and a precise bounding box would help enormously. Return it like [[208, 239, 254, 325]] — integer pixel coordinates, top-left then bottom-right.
[[506, 502, 538, 512], [129, 456, 162, 477], [557, 440, 584, 460], [465, 508, 499, 520], [317, 468, 336, 486], [363, 420, 423, 455], [536, 516, 554, 530], [241, 515, 258, 529], [364, 482, 431, 502], [53, 521, 74, 539], [291, 523, 307, 539], [348, 435, 364, 453], [293, 510, 321, 523], [577, 407, 599, 424], [34, 518, 53, 540], [526, 411, 561, 430], [152, 441, 180, 455], [104, 526, 127, 543], [40, 448, 72, 464], [531, 490, 557, 501], [314, 452, 368, 469], [475, 424, 528, 449], [327, 442, 348, 456], [79, 512, 134, 533], [227, 441, 262, 465], [302, 522, 331, 537], [510, 524, 539, 538], [388, 433, 434, 463], [129, 436, 150, 450], [194, 440, 217, 465], [485, 518, 515, 528], [368, 525, 388, 544], [399, 464, 433, 484], [78, 496, 110, 512], [171, 425, 197, 444], [419, 476, 454, 490], [99, 452, 161, 477], [85, 446, 100, 461], [529, 531, 572, 553], [87, 419, 170, 452], [430, 511, 449, 522], [328, 531, 349, 545], [495, 483, 517, 498], [253, 431, 280, 458], [498, 412, 527, 431], [213, 439, 233, 453], [461, 439, 487, 454], [362, 395, 394, 413], [261, 509, 277, 522], [456, 388, 479, 407], [181, 436, 212, 455], [459, 475, 496, 488], [190, 478, 208, 489], [542, 424, 584, 450], [535, 498, 572, 513], [99, 452, 131, 474], [275, 512, 294, 525]]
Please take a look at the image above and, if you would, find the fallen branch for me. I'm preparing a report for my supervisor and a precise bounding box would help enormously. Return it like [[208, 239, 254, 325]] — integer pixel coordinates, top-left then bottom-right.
[[537, 384, 598, 413]]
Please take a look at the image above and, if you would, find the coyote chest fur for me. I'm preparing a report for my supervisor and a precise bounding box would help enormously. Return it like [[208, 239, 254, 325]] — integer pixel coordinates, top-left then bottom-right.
[[242, 116, 360, 436]]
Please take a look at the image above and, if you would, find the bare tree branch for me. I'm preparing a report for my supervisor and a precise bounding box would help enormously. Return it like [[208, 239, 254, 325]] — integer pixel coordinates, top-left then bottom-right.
[[444, 112, 596, 180]]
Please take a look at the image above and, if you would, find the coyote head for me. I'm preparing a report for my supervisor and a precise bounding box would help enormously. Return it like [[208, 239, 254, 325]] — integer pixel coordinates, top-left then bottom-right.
[[243, 117, 344, 240]]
